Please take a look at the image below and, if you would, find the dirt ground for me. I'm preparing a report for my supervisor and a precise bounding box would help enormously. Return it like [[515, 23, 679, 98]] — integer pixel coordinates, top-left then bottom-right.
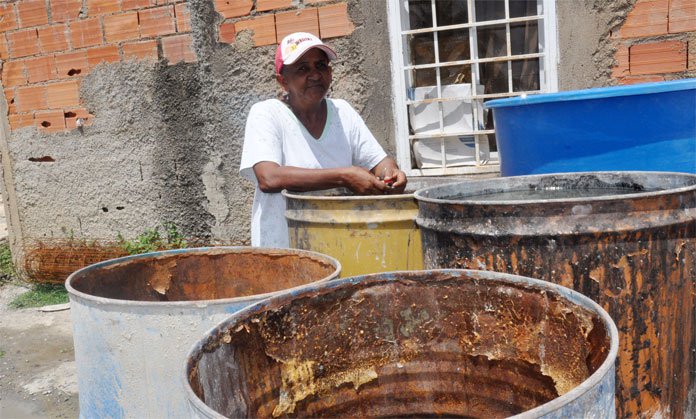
[[0, 193, 79, 419], [0, 282, 79, 419]]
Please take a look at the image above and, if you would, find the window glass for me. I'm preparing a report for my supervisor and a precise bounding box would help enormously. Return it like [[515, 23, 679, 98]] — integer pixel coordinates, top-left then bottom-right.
[[408, 0, 433, 29], [511, 21, 539, 55], [477, 24, 507, 59], [479, 62, 509, 94], [475, 0, 505, 22], [435, 0, 468, 26], [512, 58, 540, 91], [509, 0, 540, 18], [408, 33, 436, 65], [438, 28, 470, 63]]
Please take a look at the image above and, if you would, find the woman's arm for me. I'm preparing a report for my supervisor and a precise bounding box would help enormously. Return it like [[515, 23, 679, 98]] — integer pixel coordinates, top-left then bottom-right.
[[253, 161, 389, 195]]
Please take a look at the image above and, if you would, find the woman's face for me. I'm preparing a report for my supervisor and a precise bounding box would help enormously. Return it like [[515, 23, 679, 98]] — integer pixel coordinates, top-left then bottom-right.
[[279, 48, 332, 105]]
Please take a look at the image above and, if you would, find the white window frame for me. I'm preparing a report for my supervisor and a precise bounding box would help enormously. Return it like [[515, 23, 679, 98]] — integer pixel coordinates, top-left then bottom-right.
[[387, 0, 559, 177]]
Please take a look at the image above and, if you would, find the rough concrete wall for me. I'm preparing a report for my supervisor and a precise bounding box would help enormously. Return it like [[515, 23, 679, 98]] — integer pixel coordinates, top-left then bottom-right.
[[0, 0, 393, 279], [556, 0, 637, 90]]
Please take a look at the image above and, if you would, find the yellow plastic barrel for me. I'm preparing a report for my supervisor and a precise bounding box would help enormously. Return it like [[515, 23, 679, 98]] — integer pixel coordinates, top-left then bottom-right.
[[283, 180, 451, 277]]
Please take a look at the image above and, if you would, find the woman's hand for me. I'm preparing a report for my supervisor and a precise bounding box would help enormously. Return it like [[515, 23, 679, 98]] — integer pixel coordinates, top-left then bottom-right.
[[343, 166, 388, 195], [371, 157, 408, 194]]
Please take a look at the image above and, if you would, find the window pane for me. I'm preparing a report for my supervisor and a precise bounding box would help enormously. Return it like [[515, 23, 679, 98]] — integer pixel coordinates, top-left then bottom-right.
[[412, 68, 437, 87], [408, 0, 433, 29], [477, 24, 506, 58], [435, 0, 469, 26], [512, 58, 540, 91], [441, 64, 472, 85], [475, 0, 505, 22], [511, 21, 539, 55], [480, 62, 509, 94], [438, 28, 470, 63], [408, 33, 435, 65], [509, 0, 540, 18]]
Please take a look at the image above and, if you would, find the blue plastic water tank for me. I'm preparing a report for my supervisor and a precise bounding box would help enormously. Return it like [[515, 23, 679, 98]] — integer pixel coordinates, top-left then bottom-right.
[[485, 78, 696, 176]]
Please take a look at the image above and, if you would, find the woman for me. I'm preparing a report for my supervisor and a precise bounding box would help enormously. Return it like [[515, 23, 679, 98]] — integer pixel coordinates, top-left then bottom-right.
[[240, 32, 407, 248]]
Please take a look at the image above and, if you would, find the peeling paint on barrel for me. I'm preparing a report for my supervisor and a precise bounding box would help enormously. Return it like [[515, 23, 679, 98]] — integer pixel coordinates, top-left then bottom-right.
[[414, 171, 696, 418], [65, 247, 340, 419], [184, 270, 618, 418]]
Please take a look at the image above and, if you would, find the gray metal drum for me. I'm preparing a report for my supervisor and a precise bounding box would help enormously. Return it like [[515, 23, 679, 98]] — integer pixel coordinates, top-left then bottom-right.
[[414, 171, 696, 418], [184, 270, 618, 418], [65, 246, 340, 418]]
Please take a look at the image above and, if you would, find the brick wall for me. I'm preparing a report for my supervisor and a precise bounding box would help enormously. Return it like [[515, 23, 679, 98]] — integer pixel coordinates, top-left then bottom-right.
[[216, 1, 354, 47], [611, 0, 695, 84], [0, 0, 195, 133]]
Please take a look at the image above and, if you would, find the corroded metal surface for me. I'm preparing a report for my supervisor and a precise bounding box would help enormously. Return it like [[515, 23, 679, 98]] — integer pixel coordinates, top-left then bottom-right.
[[415, 171, 696, 418], [284, 189, 422, 277], [185, 270, 617, 418], [65, 247, 340, 419]]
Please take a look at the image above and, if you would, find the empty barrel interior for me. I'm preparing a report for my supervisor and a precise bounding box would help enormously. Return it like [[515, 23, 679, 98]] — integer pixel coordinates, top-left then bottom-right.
[[186, 270, 613, 418], [68, 248, 339, 302]]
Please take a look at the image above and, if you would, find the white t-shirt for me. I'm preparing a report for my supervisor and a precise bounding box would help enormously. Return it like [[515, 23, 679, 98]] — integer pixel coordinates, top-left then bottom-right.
[[239, 98, 388, 248]]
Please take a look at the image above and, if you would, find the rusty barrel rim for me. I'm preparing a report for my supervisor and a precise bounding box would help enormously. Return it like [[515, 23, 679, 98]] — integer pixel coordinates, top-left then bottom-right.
[[413, 171, 696, 205], [65, 246, 341, 308], [282, 189, 414, 201], [183, 269, 619, 418]]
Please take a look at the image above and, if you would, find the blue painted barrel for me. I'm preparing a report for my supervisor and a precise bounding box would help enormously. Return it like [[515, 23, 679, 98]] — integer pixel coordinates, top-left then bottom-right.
[[485, 78, 696, 176], [65, 247, 340, 418], [184, 270, 618, 418]]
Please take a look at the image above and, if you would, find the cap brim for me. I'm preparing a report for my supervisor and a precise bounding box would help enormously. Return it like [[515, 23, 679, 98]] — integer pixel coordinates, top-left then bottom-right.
[[284, 45, 337, 66]]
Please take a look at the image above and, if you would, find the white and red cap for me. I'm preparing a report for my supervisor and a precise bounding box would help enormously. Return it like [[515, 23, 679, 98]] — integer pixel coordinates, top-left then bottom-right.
[[275, 32, 337, 75]]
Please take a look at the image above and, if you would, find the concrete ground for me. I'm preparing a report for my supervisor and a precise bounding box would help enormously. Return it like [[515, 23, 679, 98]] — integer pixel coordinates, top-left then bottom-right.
[[0, 199, 80, 419]]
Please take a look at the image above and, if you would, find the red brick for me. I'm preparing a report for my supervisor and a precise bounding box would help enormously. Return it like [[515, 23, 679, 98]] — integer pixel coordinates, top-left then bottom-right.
[[275, 8, 319, 41], [38, 24, 70, 53], [256, 0, 291, 12], [139, 6, 176, 38], [5, 88, 16, 114], [47, 79, 80, 108], [8, 28, 40, 58], [619, 74, 666, 84], [25, 55, 58, 83], [122, 40, 158, 60], [630, 40, 687, 75], [16, 84, 48, 112], [669, 0, 696, 33], [611, 44, 630, 79], [214, 0, 252, 19], [122, 0, 153, 11], [87, 0, 121, 15], [104, 11, 139, 43], [0, 34, 8, 60], [70, 18, 103, 49], [35, 109, 66, 132], [87, 45, 120, 68], [0, 4, 19, 33], [161, 34, 196, 64], [1, 60, 27, 86], [174, 2, 191, 33], [9, 113, 34, 130], [318, 3, 354, 39], [235, 14, 276, 46], [17, 0, 49, 28], [54, 50, 89, 78], [617, 0, 669, 38], [64, 107, 94, 129], [218, 21, 235, 44], [50, 0, 83, 23]]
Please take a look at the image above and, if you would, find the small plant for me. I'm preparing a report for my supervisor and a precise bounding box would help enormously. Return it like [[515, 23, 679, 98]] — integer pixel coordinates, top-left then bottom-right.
[[0, 349, 5, 357], [9, 283, 68, 309], [117, 222, 188, 255], [0, 241, 16, 281]]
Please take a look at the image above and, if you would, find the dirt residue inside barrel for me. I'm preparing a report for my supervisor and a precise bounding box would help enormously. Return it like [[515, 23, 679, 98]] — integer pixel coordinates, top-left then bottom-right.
[[191, 272, 609, 418]]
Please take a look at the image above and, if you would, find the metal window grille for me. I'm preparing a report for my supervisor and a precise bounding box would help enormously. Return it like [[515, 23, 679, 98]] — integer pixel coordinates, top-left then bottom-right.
[[388, 0, 558, 176]]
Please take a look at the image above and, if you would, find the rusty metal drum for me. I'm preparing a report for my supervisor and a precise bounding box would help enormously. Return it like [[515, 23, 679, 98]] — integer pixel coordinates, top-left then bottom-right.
[[414, 171, 696, 418], [283, 178, 457, 277], [184, 270, 618, 418], [65, 247, 340, 419]]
